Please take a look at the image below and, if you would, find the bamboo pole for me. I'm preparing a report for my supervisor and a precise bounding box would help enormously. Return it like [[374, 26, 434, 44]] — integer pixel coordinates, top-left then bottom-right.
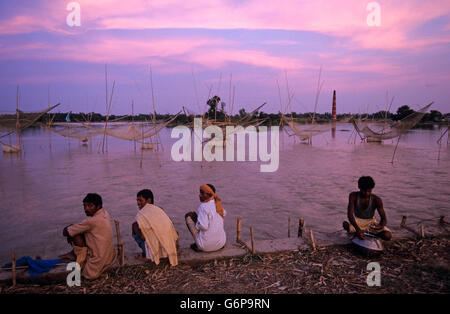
[[401, 215, 408, 227], [420, 225, 425, 238], [102, 66, 115, 153], [288, 217, 291, 238], [250, 227, 255, 255], [191, 67, 201, 115], [132, 100, 136, 152], [277, 79, 283, 116], [231, 86, 235, 121], [285, 70, 292, 120], [12, 252, 16, 287], [391, 134, 402, 164], [400, 215, 420, 236], [298, 218, 305, 237], [139, 124, 144, 169], [114, 220, 124, 266], [149, 66, 162, 168], [236, 217, 242, 243], [310, 230, 317, 251], [102, 64, 108, 153], [438, 135, 442, 161], [228, 73, 232, 122]]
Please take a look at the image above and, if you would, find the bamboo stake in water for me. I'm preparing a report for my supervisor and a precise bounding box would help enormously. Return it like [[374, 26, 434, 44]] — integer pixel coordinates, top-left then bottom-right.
[[114, 220, 124, 266], [310, 230, 317, 251], [288, 217, 291, 238], [132, 100, 136, 153], [391, 134, 402, 164], [298, 218, 305, 237], [401, 215, 407, 227], [102, 64, 108, 153], [149, 66, 162, 168], [12, 252, 16, 287], [236, 217, 242, 243], [400, 214, 419, 236]]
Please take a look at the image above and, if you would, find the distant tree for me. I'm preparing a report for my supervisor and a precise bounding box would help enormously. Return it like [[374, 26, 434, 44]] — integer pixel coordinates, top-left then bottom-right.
[[206, 95, 220, 120], [394, 105, 415, 121], [423, 110, 443, 122], [372, 110, 394, 120], [238, 108, 247, 118]]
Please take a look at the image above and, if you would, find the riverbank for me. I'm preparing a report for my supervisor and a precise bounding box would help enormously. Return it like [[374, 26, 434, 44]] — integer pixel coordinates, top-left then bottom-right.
[[1, 234, 449, 294]]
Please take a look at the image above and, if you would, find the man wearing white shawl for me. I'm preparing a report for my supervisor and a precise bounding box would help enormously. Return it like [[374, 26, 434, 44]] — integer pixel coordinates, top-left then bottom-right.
[[132, 189, 178, 266]]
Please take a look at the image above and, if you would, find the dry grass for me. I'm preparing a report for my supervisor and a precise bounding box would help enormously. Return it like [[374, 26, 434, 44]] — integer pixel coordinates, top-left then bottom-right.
[[2, 235, 449, 294]]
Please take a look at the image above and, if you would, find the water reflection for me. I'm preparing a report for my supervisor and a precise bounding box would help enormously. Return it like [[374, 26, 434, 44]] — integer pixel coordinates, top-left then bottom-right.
[[0, 124, 449, 262]]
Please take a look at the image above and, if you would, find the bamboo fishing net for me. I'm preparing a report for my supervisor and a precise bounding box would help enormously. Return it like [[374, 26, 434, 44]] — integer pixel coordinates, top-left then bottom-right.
[[48, 124, 101, 142], [280, 114, 332, 141], [351, 103, 432, 142], [0, 104, 60, 139], [82, 114, 179, 142]]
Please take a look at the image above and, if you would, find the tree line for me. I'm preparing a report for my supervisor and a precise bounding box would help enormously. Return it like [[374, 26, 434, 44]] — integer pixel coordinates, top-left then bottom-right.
[[16, 97, 447, 126]]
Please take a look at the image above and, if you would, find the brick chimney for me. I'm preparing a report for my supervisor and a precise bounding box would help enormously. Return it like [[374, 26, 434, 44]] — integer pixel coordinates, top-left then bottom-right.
[[332, 90, 337, 120]]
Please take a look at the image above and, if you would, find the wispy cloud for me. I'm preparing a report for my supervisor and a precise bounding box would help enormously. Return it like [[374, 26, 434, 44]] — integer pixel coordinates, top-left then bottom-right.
[[1, 0, 449, 113], [2, 0, 449, 51]]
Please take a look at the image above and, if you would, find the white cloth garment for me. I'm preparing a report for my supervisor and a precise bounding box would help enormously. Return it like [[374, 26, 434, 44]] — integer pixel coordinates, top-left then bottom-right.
[[195, 199, 226, 252], [135, 203, 178, 266], [144, 242, 154, 261]]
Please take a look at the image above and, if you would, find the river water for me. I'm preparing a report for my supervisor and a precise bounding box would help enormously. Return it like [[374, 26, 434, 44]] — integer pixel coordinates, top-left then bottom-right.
[[0, 123, 449, 263]]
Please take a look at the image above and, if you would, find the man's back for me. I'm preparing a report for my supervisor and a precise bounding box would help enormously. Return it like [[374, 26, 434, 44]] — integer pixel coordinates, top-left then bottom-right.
[[68, 208, 117, 279], [136, 203, 178, 266]]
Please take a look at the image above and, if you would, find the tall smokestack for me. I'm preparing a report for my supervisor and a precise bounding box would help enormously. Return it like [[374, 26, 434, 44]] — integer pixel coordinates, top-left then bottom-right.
[[332, 90, 337, 120]]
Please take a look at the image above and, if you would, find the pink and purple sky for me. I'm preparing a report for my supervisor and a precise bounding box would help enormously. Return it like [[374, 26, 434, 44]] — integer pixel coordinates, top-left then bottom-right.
[[0, 0, 449, 115]]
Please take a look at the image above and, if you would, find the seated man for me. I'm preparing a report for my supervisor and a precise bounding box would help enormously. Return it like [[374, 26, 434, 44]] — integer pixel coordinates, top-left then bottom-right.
[[59, 193, 117, 280], [343, 176, 392, 240], [185, 184, 227, 252], [132, 189, 178, 266]]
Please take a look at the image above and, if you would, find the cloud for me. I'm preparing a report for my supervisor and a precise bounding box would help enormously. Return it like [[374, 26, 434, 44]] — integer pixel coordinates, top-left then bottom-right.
[[1, 0, 449, 103], [0, 34, 306, 72], [2, 0, 449, 50]]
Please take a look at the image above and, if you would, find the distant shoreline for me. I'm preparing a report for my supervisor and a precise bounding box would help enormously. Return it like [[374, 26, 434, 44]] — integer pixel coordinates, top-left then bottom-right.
[[1, 111, 448, 128]]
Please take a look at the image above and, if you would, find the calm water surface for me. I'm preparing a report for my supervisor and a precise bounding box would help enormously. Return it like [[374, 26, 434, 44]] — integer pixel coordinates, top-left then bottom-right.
[[0, 124, 449, 262]]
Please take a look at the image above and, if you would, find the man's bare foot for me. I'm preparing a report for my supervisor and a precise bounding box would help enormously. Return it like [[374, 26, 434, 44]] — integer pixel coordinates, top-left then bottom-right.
[[135, 253, 150, 261], [59, 250, 76, 261]]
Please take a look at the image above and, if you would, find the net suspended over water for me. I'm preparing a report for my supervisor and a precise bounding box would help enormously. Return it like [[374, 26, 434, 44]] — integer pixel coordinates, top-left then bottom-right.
[[47, 124, 101, 142], [0, 104, 60, 138], [351, 102, 433, 142], [81, 114, 180, 141], [280, 114, 332, 141]]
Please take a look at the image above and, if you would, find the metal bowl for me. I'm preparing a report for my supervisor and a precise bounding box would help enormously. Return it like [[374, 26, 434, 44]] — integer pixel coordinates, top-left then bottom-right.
[[352, 233, 384, 251]]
